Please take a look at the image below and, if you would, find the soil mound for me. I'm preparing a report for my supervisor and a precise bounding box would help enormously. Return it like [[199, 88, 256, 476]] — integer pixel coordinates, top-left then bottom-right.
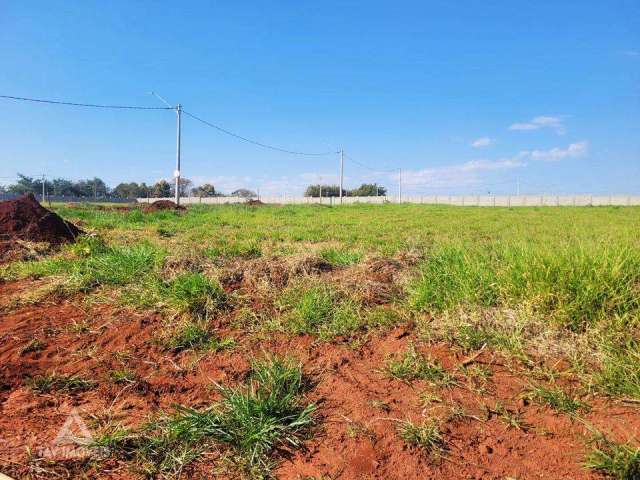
[[143, 200, 186, 212], [246, 199, 264, 206], [0, 194, 81, 245]]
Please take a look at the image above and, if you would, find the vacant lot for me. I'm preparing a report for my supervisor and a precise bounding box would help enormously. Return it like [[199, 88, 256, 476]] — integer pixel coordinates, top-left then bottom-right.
[[1, 203, 639, 479]]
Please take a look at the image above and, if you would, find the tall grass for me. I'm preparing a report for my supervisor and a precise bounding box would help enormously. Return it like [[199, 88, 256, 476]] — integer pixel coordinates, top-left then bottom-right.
[[410, 242, 640, 331]]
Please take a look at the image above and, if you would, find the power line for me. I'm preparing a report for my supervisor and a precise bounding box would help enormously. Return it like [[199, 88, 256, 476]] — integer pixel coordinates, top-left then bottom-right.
[[183, 109, 337, 156], [0, 95, 172, 110], [343, 153, 397, 173]]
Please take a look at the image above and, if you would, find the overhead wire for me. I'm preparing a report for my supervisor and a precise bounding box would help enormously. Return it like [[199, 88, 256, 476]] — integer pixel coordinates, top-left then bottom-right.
[[182, 110, 337, 156], [0, 95, 172, 110], [342, 153, 397, 173]]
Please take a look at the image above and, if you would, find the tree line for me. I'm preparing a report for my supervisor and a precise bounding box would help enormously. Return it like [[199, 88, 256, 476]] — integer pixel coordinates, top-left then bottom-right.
[[304, 183, 387, 197], [1, 174, 388, 199], [0, 174, 224, 199]]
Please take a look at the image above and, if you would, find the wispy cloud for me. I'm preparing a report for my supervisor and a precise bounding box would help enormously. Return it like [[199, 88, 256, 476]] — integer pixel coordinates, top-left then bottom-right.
[[526, 141, 588, 162], [509, 115, 565, 134], [471, 137, 492, 148], [621, 49, 639, 58], [394, 157, 526, 189]]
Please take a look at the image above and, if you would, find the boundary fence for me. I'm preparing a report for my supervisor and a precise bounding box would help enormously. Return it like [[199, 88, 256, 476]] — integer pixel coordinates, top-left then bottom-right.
[[138, 195, 640, 207], [0, 193, 134, 203]]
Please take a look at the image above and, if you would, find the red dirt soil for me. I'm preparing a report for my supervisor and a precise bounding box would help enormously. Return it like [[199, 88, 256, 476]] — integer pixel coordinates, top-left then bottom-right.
[[0, 279, 638, 479], [142, 200, 186, 212], [0, 194, 81, 245]]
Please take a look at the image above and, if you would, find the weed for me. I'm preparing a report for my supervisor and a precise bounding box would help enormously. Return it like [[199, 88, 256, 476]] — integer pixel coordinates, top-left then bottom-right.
[[109, 369, 138, 384], [490, 402, 528, 431], [103, 356, 315, 476], [586, 434, 640, 480], [26, 373, 96, 394], [161, 319, 235, 353], [319, 248, 362, 266], [21, 338, 46, 354], [278, 284, 364, 340], [526, 385, 589, 414], [383, 342, 454, 386], [167, 272, 227, 316], [397, 419, 444, 456], [70, 234, 108, 258], [68, 243, 162, 291]]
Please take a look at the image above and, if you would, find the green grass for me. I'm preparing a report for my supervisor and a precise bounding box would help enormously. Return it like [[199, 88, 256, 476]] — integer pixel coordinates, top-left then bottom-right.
[[586, 434, 640, 480], [383, 342, 454, 386], [319, 247, 362, 266], [397, 419, 444, 456], [161, 319, 235, 353], [4, 202, 640, 402], [101, 356, 315, 477], [525, 385, 589, 414], [167, 272, 227, 316], [277, 284, 364, 340], [409, 242, 640, 332], [26, 373, 96, 393]]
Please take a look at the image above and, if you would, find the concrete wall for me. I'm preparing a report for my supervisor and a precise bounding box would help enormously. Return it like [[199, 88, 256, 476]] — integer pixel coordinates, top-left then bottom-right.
[[138, 195, 640, 206]]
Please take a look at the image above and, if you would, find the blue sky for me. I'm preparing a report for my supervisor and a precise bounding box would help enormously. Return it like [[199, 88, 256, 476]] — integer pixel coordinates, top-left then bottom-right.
[[1, 1, 638, 195]]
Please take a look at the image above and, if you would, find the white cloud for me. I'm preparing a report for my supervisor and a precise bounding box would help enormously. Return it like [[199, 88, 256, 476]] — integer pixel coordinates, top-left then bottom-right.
[[190, 173, 340, 196], [394, 157, 526, 189], [509, 115, 565, 134], [622, 50, 639, 57], [526, 141, 588, 162], [471, 137, 492, 148]]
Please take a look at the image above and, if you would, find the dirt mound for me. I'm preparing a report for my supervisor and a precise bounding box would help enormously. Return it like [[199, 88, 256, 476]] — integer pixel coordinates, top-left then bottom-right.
[[246, 199, 264, 206], [143, 200, 186, 212], [0, 194, 81, 246]]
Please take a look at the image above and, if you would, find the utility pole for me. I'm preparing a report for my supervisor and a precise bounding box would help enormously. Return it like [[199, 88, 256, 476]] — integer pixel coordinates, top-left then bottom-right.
[[41, 174, 46, 202], [150, 92, 182, 205], [516, 178, 520, 196], [175, 104, 182, 205], [339, 149, 344, 205], [398, 168, 402, 203]]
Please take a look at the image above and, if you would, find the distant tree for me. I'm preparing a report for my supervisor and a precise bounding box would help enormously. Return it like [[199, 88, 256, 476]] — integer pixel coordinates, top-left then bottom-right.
[[50, 178, 76, 196], [304, 184, 347, 197], [192, 183, 217, 197], [72, 177, 108, 198], [170, 178, 193, 197], [7, 174, 38, 194], [138, 182, 151, 197], [231, 188, 257, 198], [112, 182, 149, 198], [350, 183, 387, 197], [152, 180, 172, 198]]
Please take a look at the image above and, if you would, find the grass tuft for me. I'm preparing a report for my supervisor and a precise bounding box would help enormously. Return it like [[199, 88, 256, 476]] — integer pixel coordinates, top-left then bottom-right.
[[26, 373, 96, 394], [167, 272, 227, 316], [397, 419, 445, 457], [319, 248, 362, 266], [161, 319, 235, 353], [100, 356, 315, 477], [383, 343, 453, 386], [526, 385, 589, 414], [586, 434, 640, 480]]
